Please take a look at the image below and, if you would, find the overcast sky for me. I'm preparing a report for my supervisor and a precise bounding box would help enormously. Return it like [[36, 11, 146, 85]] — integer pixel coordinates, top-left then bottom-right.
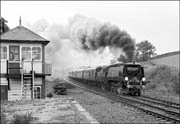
[[1, 1, 179, 55]]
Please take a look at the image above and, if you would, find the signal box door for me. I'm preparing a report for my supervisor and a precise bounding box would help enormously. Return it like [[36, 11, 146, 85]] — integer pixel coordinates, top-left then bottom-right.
[[34, 86, 41, 99]]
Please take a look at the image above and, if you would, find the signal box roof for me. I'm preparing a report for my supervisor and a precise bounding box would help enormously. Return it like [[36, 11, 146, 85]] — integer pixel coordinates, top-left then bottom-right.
[[0, 25, 50, 45]]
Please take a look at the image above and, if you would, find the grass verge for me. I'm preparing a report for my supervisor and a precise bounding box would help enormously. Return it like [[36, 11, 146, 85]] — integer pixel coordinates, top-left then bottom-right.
[[10, 112, 36, 124], [145, 65, 179, 101]]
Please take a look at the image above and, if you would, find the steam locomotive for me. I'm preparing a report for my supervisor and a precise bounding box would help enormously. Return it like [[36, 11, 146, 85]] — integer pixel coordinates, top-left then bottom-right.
[[69, 62, 146, 96]]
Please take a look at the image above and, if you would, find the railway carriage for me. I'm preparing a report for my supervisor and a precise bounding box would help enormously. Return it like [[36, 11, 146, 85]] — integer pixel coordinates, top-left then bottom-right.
[[76, 70, 83, 79], [80, 68, 96, 84], [83, 70, 90, 80], [88, 68, 96, 81]]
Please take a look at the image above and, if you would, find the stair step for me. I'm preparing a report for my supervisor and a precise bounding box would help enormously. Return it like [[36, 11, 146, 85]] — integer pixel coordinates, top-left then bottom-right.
[[10, 93, 21, 95], [10, 88, 21, 90], [23, 92, 31, 95], [23, 88, 31, 91], [24, 81, 31, 83], [24, 84, 31, 86], [23, 74, 32, 76], [23, 77, 32, 79], [23, 73, 32, 75]]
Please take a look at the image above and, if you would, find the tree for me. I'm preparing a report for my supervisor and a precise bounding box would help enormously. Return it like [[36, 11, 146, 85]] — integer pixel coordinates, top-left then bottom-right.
[[135, 40, 156, 61], [0, 17, 10, 35]]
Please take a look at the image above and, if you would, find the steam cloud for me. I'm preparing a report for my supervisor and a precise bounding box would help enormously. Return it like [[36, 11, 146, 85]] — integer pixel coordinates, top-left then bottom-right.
[[28, 15, 135, 76], [68, 15, 135, 61]]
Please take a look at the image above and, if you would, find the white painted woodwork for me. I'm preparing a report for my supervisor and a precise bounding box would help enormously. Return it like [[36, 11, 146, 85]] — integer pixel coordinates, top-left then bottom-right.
[[1, 41, 47, 101], [8, 79, 22, 101], [1, 42, 43, 74], [33, 62, 42, 73], [34, 78, 42, 85], [23, 61, 42, 73], [8, 78, 42, 101], [0, 78, 8, 85], [0, 61, 7, 74]]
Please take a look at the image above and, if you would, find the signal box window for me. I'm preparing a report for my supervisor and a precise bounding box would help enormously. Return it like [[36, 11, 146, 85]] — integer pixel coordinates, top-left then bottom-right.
[[9, 46, 20, 61], [22, 47, 31, 60], [0, 46, 7, 60], [32, 47, 41, 60]]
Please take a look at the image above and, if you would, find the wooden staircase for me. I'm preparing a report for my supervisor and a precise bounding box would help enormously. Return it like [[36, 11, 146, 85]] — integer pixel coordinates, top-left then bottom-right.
[[22, 73, 33, 100], [6, 59, 38, 101]]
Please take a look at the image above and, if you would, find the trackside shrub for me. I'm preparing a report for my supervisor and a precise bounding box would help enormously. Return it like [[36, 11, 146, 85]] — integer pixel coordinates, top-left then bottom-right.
[[1, 111, 7, 124], [11, 112, 34, 124], [145, 65, 179, 95], [47, 92, 53, 98], [170, 75, 180, 94]]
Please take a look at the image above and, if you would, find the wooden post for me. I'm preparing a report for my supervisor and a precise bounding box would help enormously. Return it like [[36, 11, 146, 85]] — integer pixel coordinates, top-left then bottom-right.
[[7, 60, 10, 90], [21, 58, 24, 100], [32, 59, 34, 99]]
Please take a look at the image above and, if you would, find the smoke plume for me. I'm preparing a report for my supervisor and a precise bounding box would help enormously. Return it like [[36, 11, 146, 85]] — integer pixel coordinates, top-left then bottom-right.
[[68, 15, 135, 61], [28, 14, 135, 76]]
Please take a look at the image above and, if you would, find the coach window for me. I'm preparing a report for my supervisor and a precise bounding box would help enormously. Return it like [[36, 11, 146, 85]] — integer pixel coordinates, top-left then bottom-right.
[[22, 47, 31, 60], [32, 47, 41, 60], [0, 46, 7, 60]]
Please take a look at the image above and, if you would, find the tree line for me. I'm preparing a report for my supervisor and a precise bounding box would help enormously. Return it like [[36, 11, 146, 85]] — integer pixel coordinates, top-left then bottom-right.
[[118, 40, 156, 62]]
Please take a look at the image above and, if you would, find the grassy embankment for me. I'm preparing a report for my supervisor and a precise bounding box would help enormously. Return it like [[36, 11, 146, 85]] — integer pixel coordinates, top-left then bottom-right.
[[144, 65, 179, 102]]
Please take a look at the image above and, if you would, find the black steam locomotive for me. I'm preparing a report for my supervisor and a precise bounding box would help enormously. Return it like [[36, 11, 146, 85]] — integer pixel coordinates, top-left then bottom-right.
[[69, 62, 146, 96]]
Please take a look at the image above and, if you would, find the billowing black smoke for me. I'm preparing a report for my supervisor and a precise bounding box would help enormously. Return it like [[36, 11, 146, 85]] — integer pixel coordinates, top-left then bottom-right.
[[69, 15, 135, 61], [28, 15, 136, 77]]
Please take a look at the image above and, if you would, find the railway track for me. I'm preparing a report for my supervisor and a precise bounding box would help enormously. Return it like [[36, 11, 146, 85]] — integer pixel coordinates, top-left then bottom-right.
[[140, 95, 180, 108], [64, 78, 180, 123], [134, 95, 180, 111]]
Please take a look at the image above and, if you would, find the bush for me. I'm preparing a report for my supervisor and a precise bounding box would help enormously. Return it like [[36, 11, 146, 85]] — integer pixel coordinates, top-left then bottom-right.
[[170, 75, 180, 94], [147, 66, 171, 82], [11, 112, 34, 124], [54, 78, 61, 84], [145, 65, 179, 95], [47, 92, 53, 98], [63, 83, 76, 89], [1, 111, 7, 124]]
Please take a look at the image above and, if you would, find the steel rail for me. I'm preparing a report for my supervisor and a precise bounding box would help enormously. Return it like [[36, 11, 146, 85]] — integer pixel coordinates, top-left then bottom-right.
[[133, 96, 180, 110], [64, 78, 180, 123], [117, 95, 180, 118], [82, 79, 180, 115], [141, 95, 180, 107]]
